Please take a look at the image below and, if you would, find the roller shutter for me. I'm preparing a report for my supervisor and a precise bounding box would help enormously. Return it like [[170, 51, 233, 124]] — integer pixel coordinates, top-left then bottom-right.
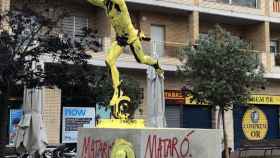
[[165, 105, 181, 128], [183, 106, 212, 129]]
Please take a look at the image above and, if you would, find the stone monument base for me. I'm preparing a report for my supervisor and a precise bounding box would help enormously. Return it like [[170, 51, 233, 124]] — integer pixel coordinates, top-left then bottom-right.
[[78, 128, 222, 158]]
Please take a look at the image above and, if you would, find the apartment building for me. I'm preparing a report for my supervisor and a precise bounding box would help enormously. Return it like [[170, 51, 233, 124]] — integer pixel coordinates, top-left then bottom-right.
[[2, 0, 280, 151]]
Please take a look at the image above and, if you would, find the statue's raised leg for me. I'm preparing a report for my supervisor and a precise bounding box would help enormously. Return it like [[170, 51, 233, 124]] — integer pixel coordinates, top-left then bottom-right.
[[106, 41, 132, 119], [130, 38, 164, 76]]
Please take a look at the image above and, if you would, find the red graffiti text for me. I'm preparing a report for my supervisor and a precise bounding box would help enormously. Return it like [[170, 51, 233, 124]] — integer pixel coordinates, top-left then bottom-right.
[[144, 131, 195, 158], [81, 137, 113, 158]]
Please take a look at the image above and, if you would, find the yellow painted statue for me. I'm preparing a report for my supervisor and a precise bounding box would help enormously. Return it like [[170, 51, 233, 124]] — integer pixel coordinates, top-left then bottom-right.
[[88, 0, 163, 119]]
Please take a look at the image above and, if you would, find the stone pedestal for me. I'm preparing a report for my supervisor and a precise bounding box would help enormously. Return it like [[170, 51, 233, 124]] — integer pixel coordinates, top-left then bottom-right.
[[77, 128, 222, 158], [97, 119, 145, 128]]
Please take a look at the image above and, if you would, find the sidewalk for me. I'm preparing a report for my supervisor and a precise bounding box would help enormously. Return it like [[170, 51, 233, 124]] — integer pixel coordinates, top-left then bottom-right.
[[232, 149, 280, 158]]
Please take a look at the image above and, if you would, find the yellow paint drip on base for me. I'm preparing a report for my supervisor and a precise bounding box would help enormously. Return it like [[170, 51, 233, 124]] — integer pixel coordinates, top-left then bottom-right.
[[97, 119, 145, 128], [111, 138, 135, 158]]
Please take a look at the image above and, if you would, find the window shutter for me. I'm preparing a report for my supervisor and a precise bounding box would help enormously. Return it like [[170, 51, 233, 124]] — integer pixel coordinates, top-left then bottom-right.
[[74, 16, 88, 37], [63, 16, 75, 38], [62, 16, 88, 40]]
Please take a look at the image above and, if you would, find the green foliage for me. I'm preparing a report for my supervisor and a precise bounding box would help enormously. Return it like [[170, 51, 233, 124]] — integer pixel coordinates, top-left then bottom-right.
[[45, 64, 141, 115], [0, 7, 141, 111], [178, 26, 265, 108], [0, 7, 92, 92]]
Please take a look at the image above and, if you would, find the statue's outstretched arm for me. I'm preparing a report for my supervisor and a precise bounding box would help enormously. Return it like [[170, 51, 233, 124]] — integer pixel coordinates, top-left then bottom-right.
[[87, 0, 106, 8]]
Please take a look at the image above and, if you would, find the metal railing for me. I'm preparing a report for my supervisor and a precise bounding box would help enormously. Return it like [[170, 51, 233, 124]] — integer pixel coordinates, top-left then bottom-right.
[[271, 52, 280, 66], [204, 0, 259, 8], [76, 35, 104, 53], [124, 40, 186, 58]]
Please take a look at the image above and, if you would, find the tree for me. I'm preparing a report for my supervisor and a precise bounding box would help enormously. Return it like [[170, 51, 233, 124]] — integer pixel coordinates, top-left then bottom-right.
[[178, 26, 265, 158], [0, 6, 141, 156], [0, 6, 92, 155], [45, 64, 142, 115]]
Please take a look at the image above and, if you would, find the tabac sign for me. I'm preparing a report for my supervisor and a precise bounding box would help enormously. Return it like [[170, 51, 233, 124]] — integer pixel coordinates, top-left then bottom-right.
[[164, 90, 185, 104], [242, 107, 268, 140]]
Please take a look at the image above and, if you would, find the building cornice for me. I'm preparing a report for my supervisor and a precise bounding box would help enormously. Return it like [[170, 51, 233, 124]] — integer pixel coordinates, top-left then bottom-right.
[[126, 0, 196, 12], [127, 0, 280, 24], [264, 73, 280, 79]]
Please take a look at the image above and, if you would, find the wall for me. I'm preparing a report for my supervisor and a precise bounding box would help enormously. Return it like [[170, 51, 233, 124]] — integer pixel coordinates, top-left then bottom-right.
[[200, 21, 246, 37], [0, 0, 9, 12], [245, 22, 269, 53], [42, 87, 61, 144], [138, 10, 190, 57]]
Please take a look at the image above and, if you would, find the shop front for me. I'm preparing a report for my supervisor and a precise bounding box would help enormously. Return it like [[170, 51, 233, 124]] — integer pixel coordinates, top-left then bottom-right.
[[164, 90, 184, 128], [164, 90, 212, 129], [233, 95, 280, 149]]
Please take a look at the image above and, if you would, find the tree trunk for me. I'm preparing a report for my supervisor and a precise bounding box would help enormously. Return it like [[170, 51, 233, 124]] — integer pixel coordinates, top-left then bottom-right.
[[222, 108, 230, 158], [0, 92, 9, 157]]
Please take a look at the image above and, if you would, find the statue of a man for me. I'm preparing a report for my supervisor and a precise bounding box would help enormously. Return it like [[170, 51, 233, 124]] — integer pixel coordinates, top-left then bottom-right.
[[88, 0, 163, 118]]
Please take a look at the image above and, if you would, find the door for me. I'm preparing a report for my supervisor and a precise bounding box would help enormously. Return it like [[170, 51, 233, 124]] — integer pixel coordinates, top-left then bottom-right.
[[183, 106, 212, 129], [151, 25, 165, 57]]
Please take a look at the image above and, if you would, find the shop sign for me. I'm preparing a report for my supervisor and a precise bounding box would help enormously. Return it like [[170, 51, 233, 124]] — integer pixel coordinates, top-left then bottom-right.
[[164, 90, 184, 100], [9, 109, 23, 145], [164, 90, 184, 104], [164, 90, 206, 105], [165, 91, 280, 106], [242, 107, 268, 140], [185, 96, 208, 105], [62, 107, 95, 143], [248, 95, 280, 105], [186, 94, 280, 106]]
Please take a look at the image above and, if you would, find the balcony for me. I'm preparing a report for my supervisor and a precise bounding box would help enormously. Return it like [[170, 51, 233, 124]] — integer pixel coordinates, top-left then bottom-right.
[[270, 0, 280, 19], [89, 40, 184, 71], [272, 0, 280, 15], [200, 0, 264, 18], [272, 53, 280, 66], [126, 0, 193, 8], [270, 40, 280, 72], [88, 40, 275, 78], [268, 52, 280, 75], [204, 0, 259, 8], [273, 1, 280, 13]]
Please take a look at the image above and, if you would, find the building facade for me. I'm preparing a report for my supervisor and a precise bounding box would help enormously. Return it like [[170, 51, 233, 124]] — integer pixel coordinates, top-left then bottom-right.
[[2, 0, 280, 151]]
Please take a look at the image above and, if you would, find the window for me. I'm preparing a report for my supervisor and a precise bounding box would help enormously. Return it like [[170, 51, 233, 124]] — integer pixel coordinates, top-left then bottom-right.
[[199, 33, 208, 40], [62, 16, 89, 41], [271, 41, 279, 54], [271, 40, 280, 66], [206, 0, 258, 8], [151, 25, 165, 57], [232, 0, 258, 8]]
